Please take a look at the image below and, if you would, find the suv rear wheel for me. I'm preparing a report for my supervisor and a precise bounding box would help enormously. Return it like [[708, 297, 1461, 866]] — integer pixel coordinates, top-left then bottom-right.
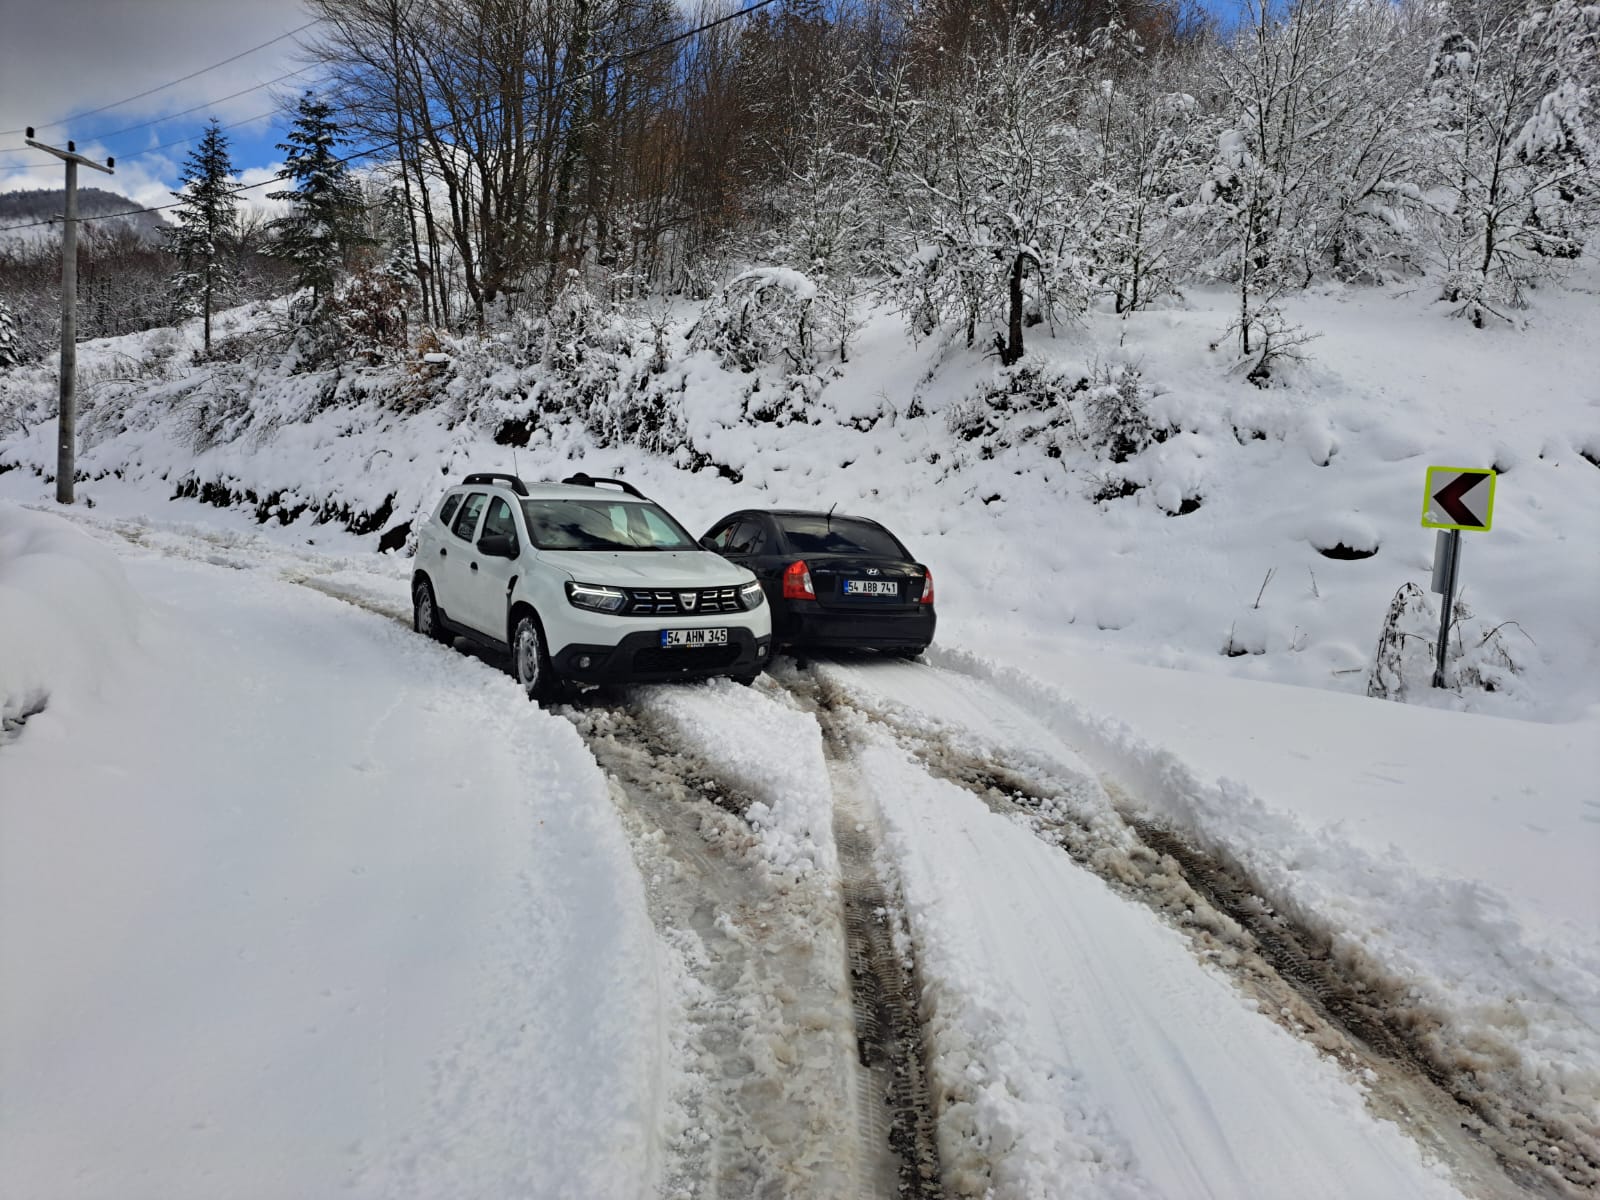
[[511, 610, 557, 702]]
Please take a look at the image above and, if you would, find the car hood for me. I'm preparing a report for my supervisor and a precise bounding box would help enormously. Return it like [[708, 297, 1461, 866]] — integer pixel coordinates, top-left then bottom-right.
[[536, 549, 754, 588]]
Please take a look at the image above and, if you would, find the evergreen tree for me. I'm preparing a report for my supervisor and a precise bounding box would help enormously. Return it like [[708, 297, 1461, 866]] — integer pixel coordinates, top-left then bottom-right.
[[265, 92, 369, 307], [165, 117, 238, 353], [0, 295, 22, 368], [377, 184, 417, 287]]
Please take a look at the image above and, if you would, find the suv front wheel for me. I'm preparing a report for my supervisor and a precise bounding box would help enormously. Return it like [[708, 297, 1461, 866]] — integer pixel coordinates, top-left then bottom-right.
[[511, 610, 557, 702], [413, 577, 448, 643]]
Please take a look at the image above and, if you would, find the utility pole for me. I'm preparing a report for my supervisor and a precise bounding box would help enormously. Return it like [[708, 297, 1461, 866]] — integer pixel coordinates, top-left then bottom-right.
[[24, 129, 114, 505]]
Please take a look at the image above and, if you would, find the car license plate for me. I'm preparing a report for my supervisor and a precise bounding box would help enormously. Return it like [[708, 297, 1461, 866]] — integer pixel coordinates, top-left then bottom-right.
[[844, 580, 898, 596], [660, 628, 729, 648]]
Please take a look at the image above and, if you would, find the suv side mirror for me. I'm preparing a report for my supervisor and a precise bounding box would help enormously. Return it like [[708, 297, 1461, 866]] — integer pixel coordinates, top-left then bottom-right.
[[479, 533, 518, 559], [699, 536, 720, 552]]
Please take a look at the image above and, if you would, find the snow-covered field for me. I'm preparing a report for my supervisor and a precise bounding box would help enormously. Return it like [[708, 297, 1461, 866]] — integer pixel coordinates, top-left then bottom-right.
[[2, 274, 1598, 1197]]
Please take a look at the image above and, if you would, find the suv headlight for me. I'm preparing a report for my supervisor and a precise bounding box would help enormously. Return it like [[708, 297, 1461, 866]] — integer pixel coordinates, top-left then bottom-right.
[[566, 582, 627, 613], [738, 581, 765, 610]]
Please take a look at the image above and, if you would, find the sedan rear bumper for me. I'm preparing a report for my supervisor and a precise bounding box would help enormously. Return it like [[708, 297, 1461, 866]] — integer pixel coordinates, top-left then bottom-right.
[[781, 603, 936, 650]]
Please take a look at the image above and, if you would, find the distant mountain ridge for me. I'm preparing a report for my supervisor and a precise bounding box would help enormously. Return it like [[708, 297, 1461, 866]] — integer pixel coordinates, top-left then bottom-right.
[[0, 187, 168, 245]]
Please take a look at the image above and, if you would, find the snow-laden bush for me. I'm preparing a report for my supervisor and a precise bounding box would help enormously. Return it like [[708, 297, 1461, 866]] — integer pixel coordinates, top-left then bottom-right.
[[688, 268, 851, 426], [465, 281, 696, 459], [690, 268, 839, 375], [334, 267, 411, 366], [1367, 582, 1531, 702], [944, 364, 1085, 461], [1081, 363, 1160, 462]]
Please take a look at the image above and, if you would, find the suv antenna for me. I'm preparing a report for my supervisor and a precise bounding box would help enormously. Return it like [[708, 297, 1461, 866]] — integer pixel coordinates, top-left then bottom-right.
[[512, 447, 520, 479], [826, 502, 836, 528]]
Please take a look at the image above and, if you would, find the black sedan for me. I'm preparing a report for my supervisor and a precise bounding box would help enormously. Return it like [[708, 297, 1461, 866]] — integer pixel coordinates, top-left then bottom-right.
[[701, 509, 935, 656]]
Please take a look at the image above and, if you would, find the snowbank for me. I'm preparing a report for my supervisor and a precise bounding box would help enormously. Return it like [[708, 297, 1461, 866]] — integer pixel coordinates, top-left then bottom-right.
[[0, 501, 140, 737], [0, 542, 673, 1198]]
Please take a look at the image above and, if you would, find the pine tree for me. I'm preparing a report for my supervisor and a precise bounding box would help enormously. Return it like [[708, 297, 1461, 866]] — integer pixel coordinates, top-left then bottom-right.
[[265, 92, 369, 307], [377, 185, 417, 287], [165, 117, 238, 353], [0, 295, 22, 368]]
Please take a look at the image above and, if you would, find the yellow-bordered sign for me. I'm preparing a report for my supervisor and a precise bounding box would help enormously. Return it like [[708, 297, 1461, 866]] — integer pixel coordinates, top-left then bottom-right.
[[1422, 466, 1496, 532]]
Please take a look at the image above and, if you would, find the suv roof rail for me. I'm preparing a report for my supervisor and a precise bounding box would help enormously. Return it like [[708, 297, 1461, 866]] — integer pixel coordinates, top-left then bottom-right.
[[462, 472, 529, 496], [562, 472, 647, 500]]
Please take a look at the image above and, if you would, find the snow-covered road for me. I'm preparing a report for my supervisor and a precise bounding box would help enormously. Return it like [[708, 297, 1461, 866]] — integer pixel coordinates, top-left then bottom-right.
[[4, 501, 1594, 1199]]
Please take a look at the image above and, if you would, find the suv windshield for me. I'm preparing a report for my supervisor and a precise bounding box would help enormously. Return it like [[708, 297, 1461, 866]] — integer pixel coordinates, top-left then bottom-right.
[[521, 498, 698, 552], [778, 516, 905, 558]]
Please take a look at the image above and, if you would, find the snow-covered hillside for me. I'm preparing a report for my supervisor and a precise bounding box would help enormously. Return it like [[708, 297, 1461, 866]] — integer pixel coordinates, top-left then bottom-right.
[[3, 268, 1597, 720]]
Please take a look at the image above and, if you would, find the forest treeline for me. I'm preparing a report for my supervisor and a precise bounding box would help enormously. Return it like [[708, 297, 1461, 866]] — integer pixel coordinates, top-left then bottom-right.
[[1, 0, 1594, 376]]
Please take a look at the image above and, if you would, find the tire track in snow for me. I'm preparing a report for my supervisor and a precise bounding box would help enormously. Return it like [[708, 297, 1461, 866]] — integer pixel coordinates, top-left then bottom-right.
[[821, 719, 945, 1200], [557, 698, 898, 1200], [797, 665, 1591, 1200]]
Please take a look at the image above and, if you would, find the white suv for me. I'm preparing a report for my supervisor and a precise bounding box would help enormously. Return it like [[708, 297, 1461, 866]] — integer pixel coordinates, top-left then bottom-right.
[[412, 473, 772, 699]]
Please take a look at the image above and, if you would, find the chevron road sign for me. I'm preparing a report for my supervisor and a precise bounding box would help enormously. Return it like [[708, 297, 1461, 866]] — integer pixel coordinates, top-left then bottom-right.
[[1422, 467, 1496, 532]]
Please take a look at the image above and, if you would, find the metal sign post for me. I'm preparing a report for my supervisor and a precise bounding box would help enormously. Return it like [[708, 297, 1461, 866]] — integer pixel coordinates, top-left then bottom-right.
[[1429, 529, 1462, 687], [1421, 467, 1496, 689]]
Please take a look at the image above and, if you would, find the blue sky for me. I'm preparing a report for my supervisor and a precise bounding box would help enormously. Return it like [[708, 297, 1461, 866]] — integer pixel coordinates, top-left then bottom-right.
[[0, 0, 316, 219]]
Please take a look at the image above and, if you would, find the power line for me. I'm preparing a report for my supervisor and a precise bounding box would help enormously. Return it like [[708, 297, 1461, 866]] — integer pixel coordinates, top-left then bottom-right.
[[0, 107, 283, 170], [0, 67, 316, 160], [123, 108, 285, 163], [84, 67, 317, 145], [0, 19, 323, 137], [0, 0, 782, 235]]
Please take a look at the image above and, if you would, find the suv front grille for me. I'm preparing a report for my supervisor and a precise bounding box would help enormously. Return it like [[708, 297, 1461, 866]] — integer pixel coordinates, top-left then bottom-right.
[[625, 587, 744, 616]]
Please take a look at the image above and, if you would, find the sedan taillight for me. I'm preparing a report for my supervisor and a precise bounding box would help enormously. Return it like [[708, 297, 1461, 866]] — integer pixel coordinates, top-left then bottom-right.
[[782, 560, 816, 600], [919, 569, 934, 605]]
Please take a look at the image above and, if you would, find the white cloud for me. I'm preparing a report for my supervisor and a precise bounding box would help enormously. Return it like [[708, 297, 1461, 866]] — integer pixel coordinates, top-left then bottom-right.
[[0, 0, 311, 144]]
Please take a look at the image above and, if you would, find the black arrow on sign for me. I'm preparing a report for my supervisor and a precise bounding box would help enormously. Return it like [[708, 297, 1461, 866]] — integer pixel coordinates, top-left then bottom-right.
[[1434, 471, 1491, 527]]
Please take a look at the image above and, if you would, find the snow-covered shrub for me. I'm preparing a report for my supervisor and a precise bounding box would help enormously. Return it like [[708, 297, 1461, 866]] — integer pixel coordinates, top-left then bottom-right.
[[690, 268, 829, 375], [687, 268, 850, 426], [472, 280, 695, 459], [176, 373, 261, 454], [1080, 363, 1158, 461], [334, 267, 411, 366], [945, 364, 1085, 461], [1367, 582, 1531, 702]]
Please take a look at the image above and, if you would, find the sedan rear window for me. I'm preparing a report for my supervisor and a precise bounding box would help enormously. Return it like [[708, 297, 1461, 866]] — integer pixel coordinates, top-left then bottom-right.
[[778, 516, 905, 558], [521, 499, 697, 552]]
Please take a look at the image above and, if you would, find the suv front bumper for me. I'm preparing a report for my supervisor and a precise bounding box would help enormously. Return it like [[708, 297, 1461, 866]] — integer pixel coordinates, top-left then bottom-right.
[[552, 629, 772, 684]]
